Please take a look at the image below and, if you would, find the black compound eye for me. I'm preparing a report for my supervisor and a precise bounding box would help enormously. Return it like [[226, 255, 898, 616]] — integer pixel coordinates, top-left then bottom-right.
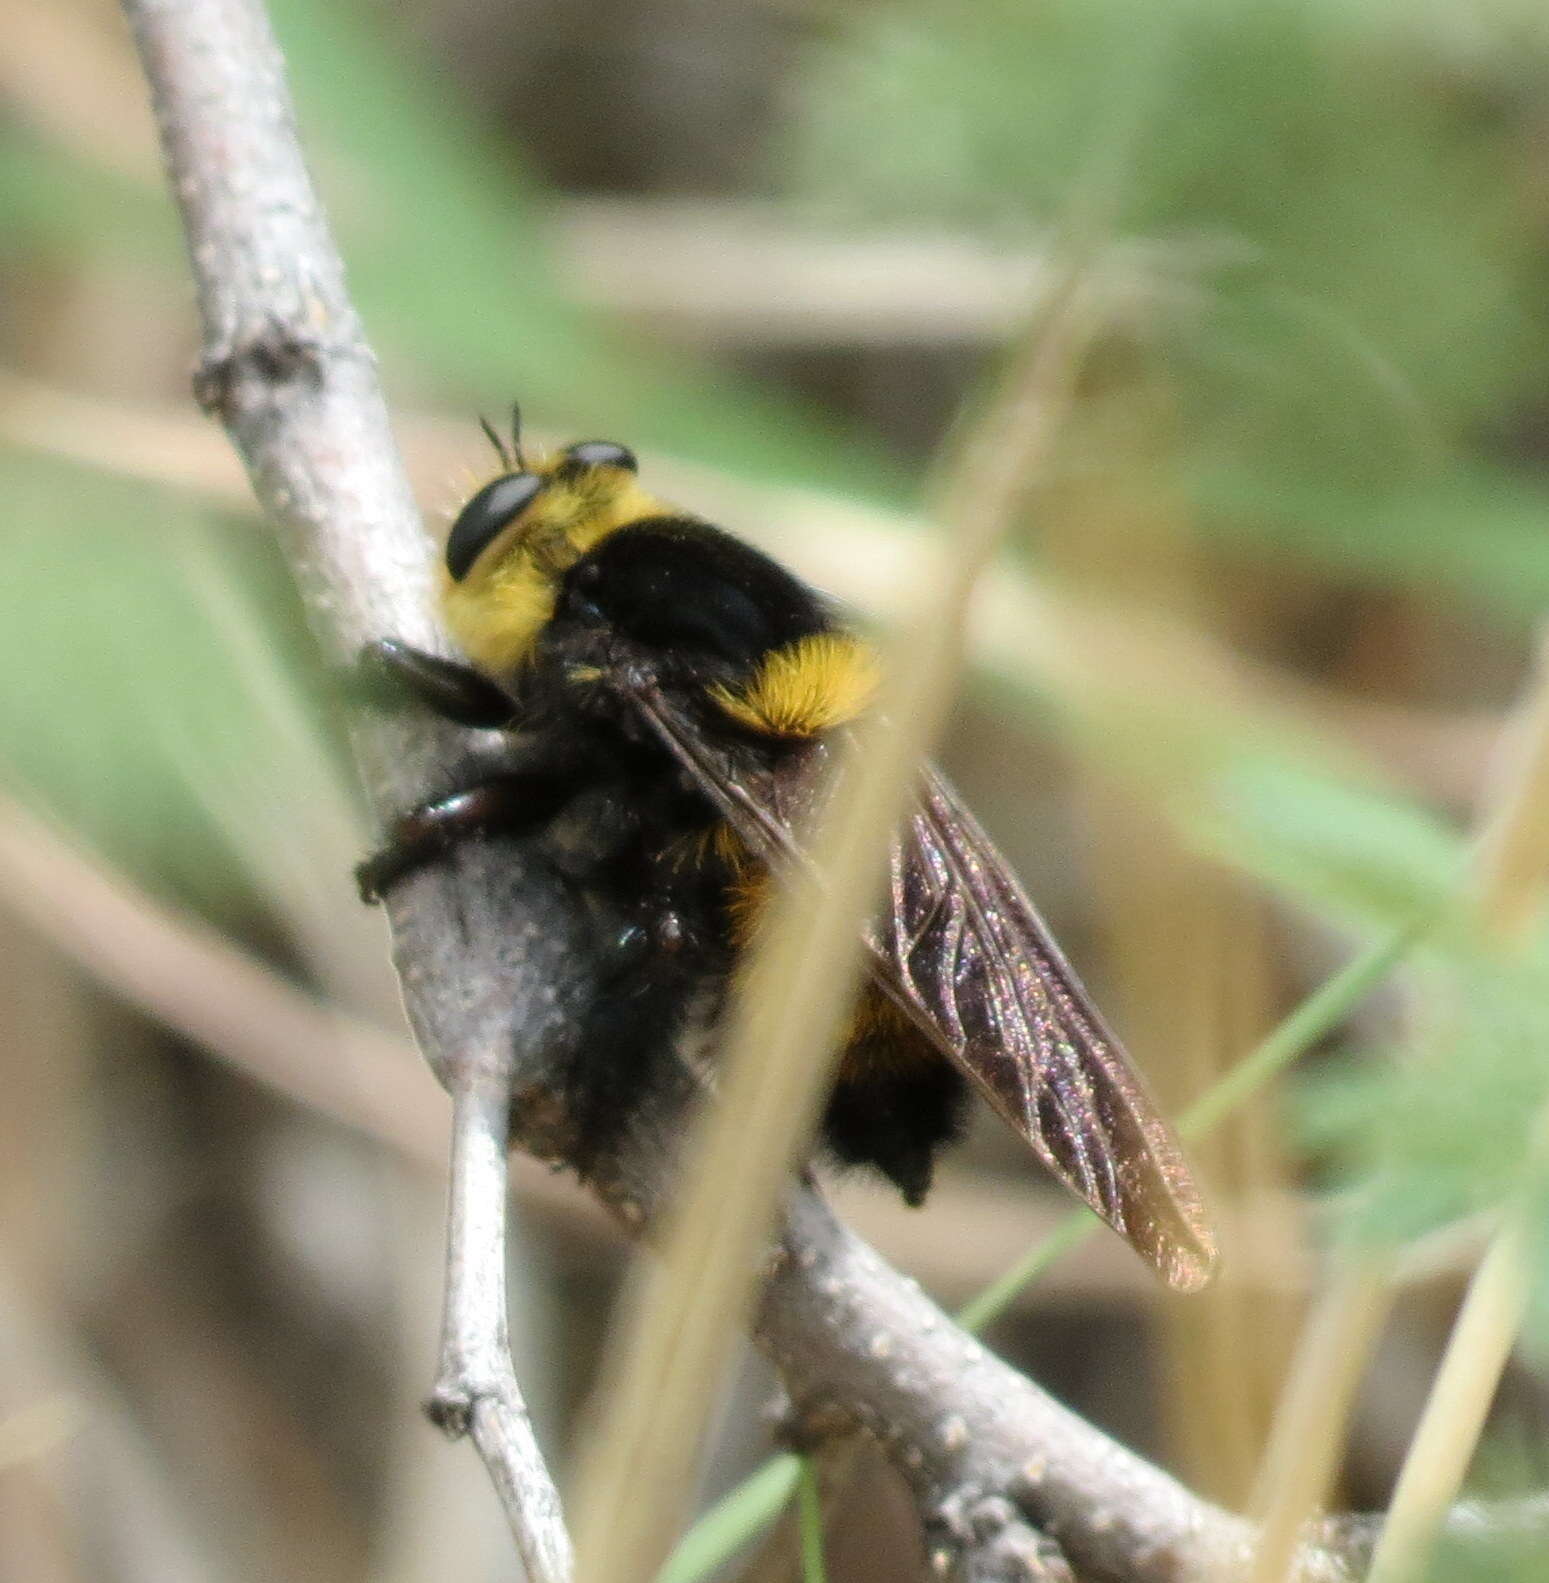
[[445, 472, 544, 581], [563, 440, 638, 474]]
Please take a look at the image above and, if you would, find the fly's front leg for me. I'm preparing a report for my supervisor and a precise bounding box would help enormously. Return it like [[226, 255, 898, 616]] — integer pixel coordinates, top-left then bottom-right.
[[354, 639, 583, 901], [357, 760, 588, 902], [357, 777, 568, 902], [357, 637, 516, 728]]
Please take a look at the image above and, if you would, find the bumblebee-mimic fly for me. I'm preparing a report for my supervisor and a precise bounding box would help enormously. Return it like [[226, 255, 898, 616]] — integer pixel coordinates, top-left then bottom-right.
[[359, 410, 1216, 1291]]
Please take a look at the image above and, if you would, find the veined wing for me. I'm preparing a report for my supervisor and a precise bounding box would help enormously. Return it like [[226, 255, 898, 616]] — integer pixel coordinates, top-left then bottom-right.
[[879, 771, 1215, 1292], [624, 672, 1215, 1290]]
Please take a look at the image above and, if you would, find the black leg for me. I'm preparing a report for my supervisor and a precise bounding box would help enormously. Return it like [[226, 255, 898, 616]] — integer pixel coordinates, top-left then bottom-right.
[[357, 638, 517, 729], [357, 771, 576, 902]]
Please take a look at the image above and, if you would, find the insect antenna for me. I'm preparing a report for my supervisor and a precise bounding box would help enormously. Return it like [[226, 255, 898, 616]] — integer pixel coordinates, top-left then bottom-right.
[[478, 413, 515, 473], [509, 400, 528, 471]]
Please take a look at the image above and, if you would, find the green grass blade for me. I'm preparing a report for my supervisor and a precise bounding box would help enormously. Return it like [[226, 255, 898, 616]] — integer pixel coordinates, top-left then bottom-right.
[[656, 1453, 803, 1583], [797, 1456, 830, 1583]]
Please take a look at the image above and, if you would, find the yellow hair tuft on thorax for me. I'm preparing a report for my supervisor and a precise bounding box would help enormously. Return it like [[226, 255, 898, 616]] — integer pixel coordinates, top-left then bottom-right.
[[708, 631, 881, 739]]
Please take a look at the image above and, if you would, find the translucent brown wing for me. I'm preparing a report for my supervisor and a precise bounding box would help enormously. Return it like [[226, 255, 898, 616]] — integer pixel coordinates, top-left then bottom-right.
[[880, 772, 1215, 1291], [624, 673, 1216, 1291]]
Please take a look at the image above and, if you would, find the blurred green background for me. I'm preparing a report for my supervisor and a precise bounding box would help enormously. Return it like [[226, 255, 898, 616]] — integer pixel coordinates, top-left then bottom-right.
[[4, 1, 1549, 1579]]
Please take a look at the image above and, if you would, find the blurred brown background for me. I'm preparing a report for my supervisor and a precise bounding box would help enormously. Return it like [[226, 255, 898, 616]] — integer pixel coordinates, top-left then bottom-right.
[[4, 1, 1549, 1579]]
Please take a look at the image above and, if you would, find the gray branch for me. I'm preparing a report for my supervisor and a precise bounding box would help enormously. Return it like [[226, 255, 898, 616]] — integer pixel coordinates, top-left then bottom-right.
[[114, 3, 1549, 1582], [118, 2, 570, 1578]]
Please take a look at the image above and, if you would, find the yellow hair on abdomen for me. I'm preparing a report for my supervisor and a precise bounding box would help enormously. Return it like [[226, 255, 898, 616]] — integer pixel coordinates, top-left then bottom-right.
[[438, 463, 665, 678], [708, 632, 881, 739], [721, 851, 934, 1071]]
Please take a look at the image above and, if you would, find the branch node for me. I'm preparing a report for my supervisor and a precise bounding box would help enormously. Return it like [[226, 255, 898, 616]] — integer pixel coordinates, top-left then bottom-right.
[[928, 1491, 1074, 1583], [425, 1373, 517, 1442], [424, 1386, 474, 1441], [192, 316, 328, 417]]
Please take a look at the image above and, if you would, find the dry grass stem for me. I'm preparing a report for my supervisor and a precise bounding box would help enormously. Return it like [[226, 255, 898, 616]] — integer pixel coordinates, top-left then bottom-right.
[[0, 796, 442, 1160], [1243, 1258, 1395, 1583], [1365, 1208, 1535, 1583], [569, 275, 1103, 1583], [1469, 626, 1549, 938], [1357, 627, 1549, 1583]]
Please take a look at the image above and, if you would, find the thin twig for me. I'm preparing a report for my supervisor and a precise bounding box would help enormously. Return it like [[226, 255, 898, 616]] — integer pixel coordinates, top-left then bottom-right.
[[754, 1189, 1273, 1583], [431, 1069, 571, 1583], [116, 1, 571, 1575]]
